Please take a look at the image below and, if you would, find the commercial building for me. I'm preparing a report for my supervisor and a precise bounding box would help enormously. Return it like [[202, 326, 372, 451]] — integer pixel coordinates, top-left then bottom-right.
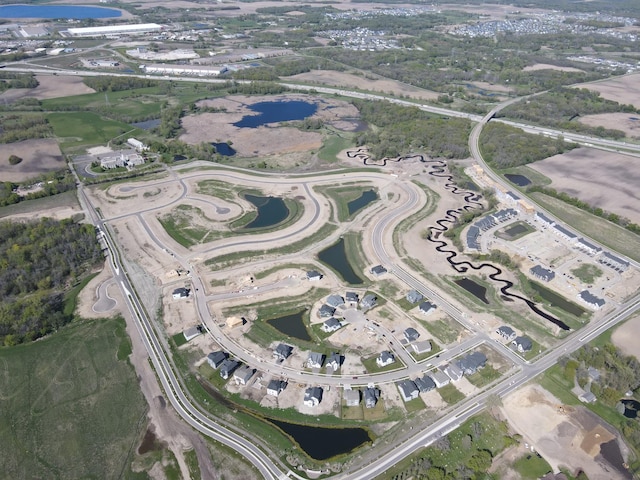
[[143, 63, 228, 76], [66, 23, 163, 37]]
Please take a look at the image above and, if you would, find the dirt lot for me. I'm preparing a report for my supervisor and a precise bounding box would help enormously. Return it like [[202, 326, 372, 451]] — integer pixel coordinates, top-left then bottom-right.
[[287, 70, 439, 101], [502, 384, 629, 480], [523, 64, 585, 72], [577, 73, 640, 109], [0, 75, 95, 102], [0, 138, 66, 182], [528, 147, 640, 225], [611, 312, 640, 361], [579, 112, 640, 139]]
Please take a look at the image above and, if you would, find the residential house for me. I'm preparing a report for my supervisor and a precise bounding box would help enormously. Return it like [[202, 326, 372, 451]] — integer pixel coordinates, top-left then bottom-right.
[[307, 352, 325, 369], [370, 265, 387, 276], [326, 294, 345, 308], [579, 392, 597, 403], [306, 270, 323, 281], [578, 290, 606, 310], [457, 351, 487, 375], [233, 365, 255, 385], [319, 304, 336, 318], [183, 325, 200, 342], [326, 352, 341, 372], [553, 224, 577, 241], [273, 343, 293, 361], [303, 387, 323, 407], [598, 251, 630, 271], [416, 375, 436, 393], [226, 316, 244, 328], [512, 336, 533, 353], [207, 351, 228, 369], [411, 340, 432, 355], [418, 301, 437, 315], [345, 291, 359, 304], [530, 265, 555, 282], [322, 317, 342, 333], [496, 325, 517, 341], [587, 367, 601, 382], [344, 389, 360, 407], [361, 294, 377, 310], [267, 379, 287, 396], [219, 359, 239, 379], [172, 287, 190, 299], [403, 327, 420, 343], [430, 370, 450, 388], [376, 351, 395, 367], [364, 387, 380, 408], [576, 238, 602, 256], [397, 380, 419, 402], [406, 290, 423, 304], [443, 363, 464, 382]]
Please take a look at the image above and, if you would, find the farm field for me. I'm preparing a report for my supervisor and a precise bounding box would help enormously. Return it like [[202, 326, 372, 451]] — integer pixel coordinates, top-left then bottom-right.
[[577, 73, 640, 110], [0, 317, 147, 479], [0, 138, 66, 182]]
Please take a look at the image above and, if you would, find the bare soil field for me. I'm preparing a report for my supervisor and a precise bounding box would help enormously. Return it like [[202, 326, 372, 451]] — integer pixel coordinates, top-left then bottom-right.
[[523, 64, 584, 72], [0, 138, 65, 182], [577, 74, 640, 109], [468, 81, 514, 93], [579, 112, 640, 139], [181, 94, 361, 158], [528, 147, 640, 225], [0, 75, 95, 102], [502, 384, 629, 480], [611, 312, 640, 361], [287, 70, 439, 101]]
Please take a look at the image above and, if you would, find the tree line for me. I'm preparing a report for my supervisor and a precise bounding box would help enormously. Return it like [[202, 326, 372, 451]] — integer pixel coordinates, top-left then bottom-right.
[[0, 218, 103, 346], [0, 113, 52, 144], [0, 171, 77, 207]]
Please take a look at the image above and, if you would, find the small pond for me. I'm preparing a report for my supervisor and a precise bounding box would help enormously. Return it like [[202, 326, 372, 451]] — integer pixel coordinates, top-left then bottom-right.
[[212, 142, 236, 156], [455, 277, 489, 304], [0, 4, 121, 18], [233, 100, 317, 128], [132, 119, 161, 130], [504, 173, 531, 187], [267, 311, 311, 342], [269, 419, 372, 460], [347, 189, 378, 217], [620, 399, 640, 419], [529, 282, 586, 317], [318, 238, 364, 285], [242, 194, 289, 229]]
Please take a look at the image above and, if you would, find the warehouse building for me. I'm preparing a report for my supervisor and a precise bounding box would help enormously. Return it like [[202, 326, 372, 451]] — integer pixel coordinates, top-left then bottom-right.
[[143, 63, 228, 76], [66, 23, 163, 37]]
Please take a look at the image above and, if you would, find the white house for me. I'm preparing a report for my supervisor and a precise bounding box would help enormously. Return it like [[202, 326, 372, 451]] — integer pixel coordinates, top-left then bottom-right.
[[376, 351, 395, 367], [303, 387, 323, 407]]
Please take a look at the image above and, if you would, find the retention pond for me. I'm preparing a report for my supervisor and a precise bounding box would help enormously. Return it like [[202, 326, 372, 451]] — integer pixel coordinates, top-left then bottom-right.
[[242, 194, 289, 229], [318, 238, 364, 285]]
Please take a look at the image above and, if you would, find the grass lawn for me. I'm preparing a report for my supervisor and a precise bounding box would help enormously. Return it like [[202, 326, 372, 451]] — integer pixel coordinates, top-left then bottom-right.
[[570, 263, 604, 284], [318, 134, 354, 163], [0, 317, 147, 479], [47, 111, 140, 152], [512, 453, 552, 479], [466, 365, 502, 388], [361, 354, 403, 374], [530, 192, 640, 263], [403, 396, 426, 413], [438, 383, 465, 405], [418, 317, 464, 344], [171, 331, 189, 347]]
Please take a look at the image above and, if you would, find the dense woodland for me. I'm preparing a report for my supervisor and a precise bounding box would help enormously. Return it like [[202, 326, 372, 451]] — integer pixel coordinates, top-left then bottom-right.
[[0, 218, 103, 346], [353, 99, 471, 159], [0, 113, 52, 143], [479, 123, 578, 168], [497, 88, 637, 138]]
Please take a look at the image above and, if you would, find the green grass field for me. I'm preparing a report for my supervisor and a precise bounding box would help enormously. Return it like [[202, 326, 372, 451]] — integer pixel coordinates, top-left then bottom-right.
[[47, 111, 139, 152], [531, 192, 640, 263], [318, 134, 354, 163], [0, 317, 147, 479]]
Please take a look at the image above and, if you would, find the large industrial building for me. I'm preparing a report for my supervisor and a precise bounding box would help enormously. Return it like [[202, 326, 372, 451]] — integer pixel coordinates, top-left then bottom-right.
[[143, 63, 228, 76], [65, 23, 163, 37]]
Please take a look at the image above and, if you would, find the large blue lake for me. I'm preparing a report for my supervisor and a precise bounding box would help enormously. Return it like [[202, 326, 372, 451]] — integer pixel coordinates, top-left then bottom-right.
[[0, 4, 122, 19], [233, 100, 317, 128]]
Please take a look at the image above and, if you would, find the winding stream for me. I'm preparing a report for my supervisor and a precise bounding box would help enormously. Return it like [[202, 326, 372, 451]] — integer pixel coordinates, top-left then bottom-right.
[[350, 150, 570, 331]]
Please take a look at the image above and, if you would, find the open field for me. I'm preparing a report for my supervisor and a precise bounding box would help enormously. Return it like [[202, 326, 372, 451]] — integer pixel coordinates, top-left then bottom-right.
[[529, 147, 640, 226], [524, 64, 584, 73], [577, 73, 640, 110], [611, 312, 640, 361], [0, 75, 95, 102], [286, 70, 439, 101], [0, 317, 147, 479], [0, 190, 81, 220], [579, 112, 640, 139], [0, 138, 65, 182]]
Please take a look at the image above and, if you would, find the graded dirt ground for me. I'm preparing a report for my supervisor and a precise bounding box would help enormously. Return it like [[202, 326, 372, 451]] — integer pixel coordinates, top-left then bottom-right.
[[528, 147, 640, 225], [577, 73, 640, 110], [502, 384, 628, 480], [523, 64, 585, 72], [0, 138, 65, 182]]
